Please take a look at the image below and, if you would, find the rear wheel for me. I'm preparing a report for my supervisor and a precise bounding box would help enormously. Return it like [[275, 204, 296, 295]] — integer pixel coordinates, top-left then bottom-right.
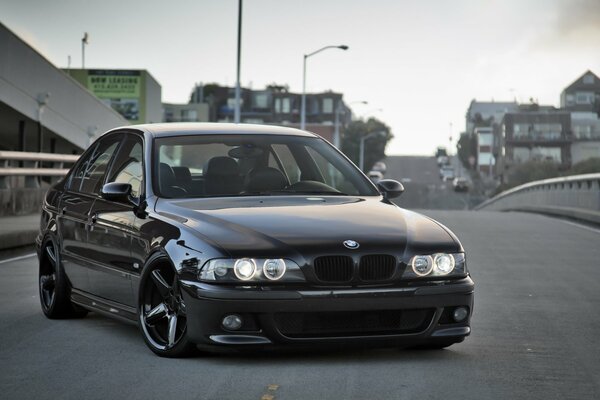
[[39, 238, 88, 319], [138, 258, 196, 357]]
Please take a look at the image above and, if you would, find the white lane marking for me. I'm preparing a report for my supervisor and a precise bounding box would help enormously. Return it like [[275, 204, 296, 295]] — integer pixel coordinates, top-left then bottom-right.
[[0, 253, 36, 265], [559, 219, 600, 235]]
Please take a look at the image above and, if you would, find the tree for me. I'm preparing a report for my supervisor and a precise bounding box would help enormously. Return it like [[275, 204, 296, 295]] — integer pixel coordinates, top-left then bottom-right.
[[457, 132, 477, 170], [568, 157, 600, 175], [341, 117, 393, 172]]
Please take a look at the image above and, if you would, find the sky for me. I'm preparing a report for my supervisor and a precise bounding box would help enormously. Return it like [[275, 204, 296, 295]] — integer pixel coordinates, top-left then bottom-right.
[[2, 0, 600, 155]]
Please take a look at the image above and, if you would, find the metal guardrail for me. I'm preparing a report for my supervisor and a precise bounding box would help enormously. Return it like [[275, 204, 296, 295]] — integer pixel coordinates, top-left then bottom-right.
[[475, 173, 600, 224], [0, 151, 79, 189]]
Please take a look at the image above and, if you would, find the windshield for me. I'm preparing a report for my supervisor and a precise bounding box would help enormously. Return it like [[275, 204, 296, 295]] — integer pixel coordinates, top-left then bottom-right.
[[154, 134, 380, 198]]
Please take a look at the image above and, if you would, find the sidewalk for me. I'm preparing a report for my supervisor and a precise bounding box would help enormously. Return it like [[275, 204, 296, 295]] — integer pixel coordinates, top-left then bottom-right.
[[0, 213, 40, 250]]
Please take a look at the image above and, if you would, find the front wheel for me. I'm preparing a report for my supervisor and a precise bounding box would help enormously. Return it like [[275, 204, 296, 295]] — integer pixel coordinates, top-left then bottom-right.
[[138, 257, 196, 357]]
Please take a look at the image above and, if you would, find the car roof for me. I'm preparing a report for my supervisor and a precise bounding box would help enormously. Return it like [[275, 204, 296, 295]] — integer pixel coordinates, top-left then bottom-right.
[[108, 122, 318, 138]]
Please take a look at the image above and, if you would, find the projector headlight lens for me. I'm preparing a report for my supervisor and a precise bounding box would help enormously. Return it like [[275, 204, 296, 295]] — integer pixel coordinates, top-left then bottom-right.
[[411, 255, 433, 276], [434, 253, 455, 275], [263, 259, 286, 280], [234, 258, 256, 281]]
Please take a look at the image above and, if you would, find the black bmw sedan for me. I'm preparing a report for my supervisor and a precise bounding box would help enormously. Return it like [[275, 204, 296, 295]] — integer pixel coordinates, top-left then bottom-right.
[[37, 123, 474, 357]]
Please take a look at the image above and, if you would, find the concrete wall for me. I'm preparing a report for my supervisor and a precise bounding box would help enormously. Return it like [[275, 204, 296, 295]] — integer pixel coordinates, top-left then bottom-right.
[[476, 174, 600, 224], [0, 23, 128, 150]]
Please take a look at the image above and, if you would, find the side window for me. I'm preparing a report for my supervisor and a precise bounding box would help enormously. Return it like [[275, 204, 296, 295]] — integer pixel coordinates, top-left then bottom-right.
[[106, 135, 144, 199], [70, 135, 122, 194], [272, 144, 301, 184], [305, 146, 359, 195], [69, 144, 98, 192]]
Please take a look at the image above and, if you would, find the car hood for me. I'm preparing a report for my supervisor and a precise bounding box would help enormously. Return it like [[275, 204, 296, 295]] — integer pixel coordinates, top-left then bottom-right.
[[155, 196, 461, 260]]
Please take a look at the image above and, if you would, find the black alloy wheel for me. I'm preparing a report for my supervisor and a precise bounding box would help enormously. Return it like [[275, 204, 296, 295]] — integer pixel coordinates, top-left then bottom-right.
[[39, 238, 87, 319], [139, 260, 195, 357]]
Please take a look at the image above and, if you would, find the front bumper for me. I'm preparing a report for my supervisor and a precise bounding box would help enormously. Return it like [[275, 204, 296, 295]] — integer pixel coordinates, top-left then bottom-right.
[[179, 276, 474, 347]]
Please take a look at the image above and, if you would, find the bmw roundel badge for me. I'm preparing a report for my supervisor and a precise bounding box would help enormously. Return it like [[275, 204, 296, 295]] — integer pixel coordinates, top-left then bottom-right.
[[343, 240, 360, 249]]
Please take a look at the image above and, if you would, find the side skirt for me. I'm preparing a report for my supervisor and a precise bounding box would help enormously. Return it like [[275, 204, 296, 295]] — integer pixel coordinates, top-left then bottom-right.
[[71, 289, 137, 324]]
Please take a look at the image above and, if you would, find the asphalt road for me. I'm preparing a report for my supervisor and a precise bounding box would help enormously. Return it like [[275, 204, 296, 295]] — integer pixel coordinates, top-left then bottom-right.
[[383, 155, 480, 210], [1, 211, 599, 399]]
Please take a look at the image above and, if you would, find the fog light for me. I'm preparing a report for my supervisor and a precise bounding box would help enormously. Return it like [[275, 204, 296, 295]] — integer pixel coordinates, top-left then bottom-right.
[[222, 314, 243, 330], [452, 307, 468, 322]]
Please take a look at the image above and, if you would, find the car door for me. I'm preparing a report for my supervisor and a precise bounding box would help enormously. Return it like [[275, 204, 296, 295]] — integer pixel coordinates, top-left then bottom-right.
[[86, 133, 144, 307], [58, 134, 122, 293]]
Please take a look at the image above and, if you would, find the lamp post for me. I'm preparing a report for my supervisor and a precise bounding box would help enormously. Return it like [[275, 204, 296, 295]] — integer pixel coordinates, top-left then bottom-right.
[[334, 100, 367, 148], [234, 0, 242, 123], [36, 93, 50, 153], [81, 33, 89, 69], [301, 44, 348, 130], [359, 130, 385, 172]]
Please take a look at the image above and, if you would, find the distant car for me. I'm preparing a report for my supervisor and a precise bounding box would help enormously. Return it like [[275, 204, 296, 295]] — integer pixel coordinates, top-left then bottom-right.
[[453, 177, 469, 192], [437, 156, 450, 166], [37, 123, 473, 357], [435, 147, 448, 158], [371, 161, 387, 174], [367, 170, 383, 184], [440, 166, 455, 181]]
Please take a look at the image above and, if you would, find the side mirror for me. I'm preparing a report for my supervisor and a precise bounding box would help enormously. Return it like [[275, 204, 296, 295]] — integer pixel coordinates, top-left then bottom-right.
[[377, 179, 404, 200], [101, 182, 133, 203]]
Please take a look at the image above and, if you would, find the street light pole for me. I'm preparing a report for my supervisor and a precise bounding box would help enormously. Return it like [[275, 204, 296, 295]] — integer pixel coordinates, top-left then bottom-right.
[[81, 33, 89, 69], [300, 44, 348, 130], [359, 130, 385, 171], [234, 0, 243, 123], [334, 100, 367, 148]]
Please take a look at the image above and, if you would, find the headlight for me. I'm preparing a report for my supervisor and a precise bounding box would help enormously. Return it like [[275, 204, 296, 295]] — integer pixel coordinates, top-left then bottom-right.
[[411, 255, 433, 276], [433, 253, 455, 274], [405, 253, 466, 279], [234, 258, 257, 281], [263, 259, 286, 280], [199, 258, 305, 283]]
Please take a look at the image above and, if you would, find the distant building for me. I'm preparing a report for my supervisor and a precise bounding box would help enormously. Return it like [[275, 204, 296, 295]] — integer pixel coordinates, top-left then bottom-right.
[[465, 100, 518, 177], [187, 83, 351, 144], [560, 70, 600, 113], [163, 102, 209, 123], [66, 69, 162, 124], [561, 71, 600, 164], [475, 127, 494, 176], [465, 100, 518, 135], [466, 70, 600, 181], [501, 105, 572, 167]]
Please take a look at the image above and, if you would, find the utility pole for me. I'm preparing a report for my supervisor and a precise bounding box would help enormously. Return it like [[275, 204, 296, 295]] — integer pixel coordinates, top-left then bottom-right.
[[234, 0, 242, 123], [81, 33, 89, 69]]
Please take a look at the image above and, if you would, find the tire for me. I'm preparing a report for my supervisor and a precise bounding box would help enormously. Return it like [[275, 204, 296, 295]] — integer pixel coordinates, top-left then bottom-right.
[[137, 254, 196, 358], [39, 237, 88, 319]]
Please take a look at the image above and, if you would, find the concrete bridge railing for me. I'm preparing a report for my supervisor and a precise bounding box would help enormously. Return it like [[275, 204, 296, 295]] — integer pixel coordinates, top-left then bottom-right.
[[0, 151, 79, 216], [475, 173, 600, 224]]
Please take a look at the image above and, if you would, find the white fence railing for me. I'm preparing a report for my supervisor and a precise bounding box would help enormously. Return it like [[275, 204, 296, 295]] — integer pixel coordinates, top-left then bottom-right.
[[0, 151, 79, 189], [475, 173, 600, 224]]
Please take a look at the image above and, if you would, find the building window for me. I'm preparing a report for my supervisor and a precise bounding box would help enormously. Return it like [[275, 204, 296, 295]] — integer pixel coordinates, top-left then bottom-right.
[[322, 98, 334, 114], [282, 97, 291, 113], [583, 74, 595, 84], [181, 109, 198, 122], [253, 92, 269, 109], [274, 98, 282, 113], [576, 92, 593, 104]]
